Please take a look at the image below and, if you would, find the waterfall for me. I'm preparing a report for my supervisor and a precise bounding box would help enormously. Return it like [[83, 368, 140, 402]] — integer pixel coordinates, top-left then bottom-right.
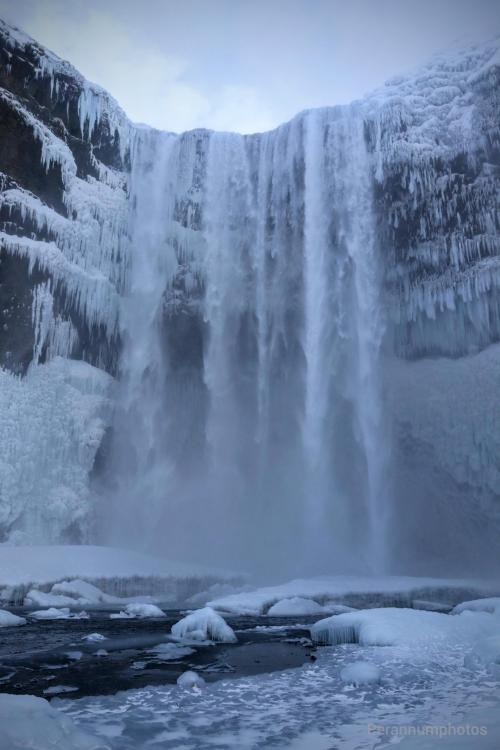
[[99, 109, 390, 574]]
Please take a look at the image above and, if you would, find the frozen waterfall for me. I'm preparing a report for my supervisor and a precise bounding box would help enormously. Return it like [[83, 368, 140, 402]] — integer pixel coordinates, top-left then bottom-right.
[[99, 107, 390, 575]]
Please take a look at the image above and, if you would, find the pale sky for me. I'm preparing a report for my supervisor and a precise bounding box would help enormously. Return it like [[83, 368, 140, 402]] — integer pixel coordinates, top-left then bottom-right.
[[0, 0, 498, 133]]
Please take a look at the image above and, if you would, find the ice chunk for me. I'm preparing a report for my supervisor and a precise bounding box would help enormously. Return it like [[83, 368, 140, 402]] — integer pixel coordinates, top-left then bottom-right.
[[267, 597, 329, 616], [452, 597, 500, 615], [340, 661, 381, 686], [171, 607, 237, 643], [30, 607, 89, 620], [176, 670, 205, 689], [82, 632, 106, 642], [0, 609, 26, 627], [0, 693, 107, 749]]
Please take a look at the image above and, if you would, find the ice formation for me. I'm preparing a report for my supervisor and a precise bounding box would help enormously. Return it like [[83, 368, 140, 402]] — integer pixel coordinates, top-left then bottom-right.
[[171, 607, 237, 643], [310, 606, 498, 648], [176, 670, 206, 689]]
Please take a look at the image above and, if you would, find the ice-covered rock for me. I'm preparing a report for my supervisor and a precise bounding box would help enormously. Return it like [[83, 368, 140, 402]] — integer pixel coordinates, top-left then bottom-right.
[[0, 693, 107, 749], [340, 661, 381, 686], [0, 608, 26, 627], [452, 597, 500, 615], [267, 597, 330, 616], [311, 607, 499, 650], [176, 670, 206, 689], [171, 607, 237, 643]]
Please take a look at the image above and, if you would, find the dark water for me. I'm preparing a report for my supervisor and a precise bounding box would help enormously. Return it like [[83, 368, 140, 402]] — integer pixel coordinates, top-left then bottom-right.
[[0, 610, 315, 700]]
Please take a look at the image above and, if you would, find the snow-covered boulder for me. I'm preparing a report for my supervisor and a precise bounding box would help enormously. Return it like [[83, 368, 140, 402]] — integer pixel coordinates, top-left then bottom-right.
[[25, 590, 78, 608], [109, 603, 165, 619], [267, 597, 329, 616], [25, 579, 120, 609], [0, 609, 26, 627], [177, 670, 205, 689], [452, 597, 500, 616], [340, 661, 381, 686], [0, 694, 107, 749], [171, 607, 237, 643]]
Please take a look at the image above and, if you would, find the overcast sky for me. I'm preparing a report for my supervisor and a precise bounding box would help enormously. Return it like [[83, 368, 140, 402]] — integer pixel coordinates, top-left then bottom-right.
[[1, 0, 499, 133]]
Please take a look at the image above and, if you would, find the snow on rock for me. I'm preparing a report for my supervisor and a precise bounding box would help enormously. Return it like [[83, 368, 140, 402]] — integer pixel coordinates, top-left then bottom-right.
[[176, 670, 206, 689], [0, 693, 107, 749], [208, 576, 496, 616], [110, 603, 165, 619], [340, 661, 382, 686], [171, 607, 237, 643], [452, 597, 500, 615], [0, 609, 26, 627], [51, 579, 119, 604], [310, 607, 499, 651], [267, 597, 331, 617], [30, 607, 89, 620]]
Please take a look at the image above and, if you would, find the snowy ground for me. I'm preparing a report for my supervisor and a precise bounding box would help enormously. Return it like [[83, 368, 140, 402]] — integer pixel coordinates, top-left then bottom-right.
[[1, 574, 500, 749], [54, 622, 500, 749]]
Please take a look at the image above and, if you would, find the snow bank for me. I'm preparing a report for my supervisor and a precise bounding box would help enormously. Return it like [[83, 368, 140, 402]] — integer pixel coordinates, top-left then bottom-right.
[[340, 661, 381, 686], [310, 607, 498, 650], [177, 670, 205, 689], [110, 603, 165, 619], [452, 597, 500, 615], [0, 609, 26, 627], [0, 693, 108, 749], [171, 607, 237, 643], [208, 575, 496, 616], [267, 597, 331, 617]]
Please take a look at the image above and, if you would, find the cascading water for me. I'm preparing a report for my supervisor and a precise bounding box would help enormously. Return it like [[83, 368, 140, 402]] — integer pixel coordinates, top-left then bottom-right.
[[100, 108, 390, 575]]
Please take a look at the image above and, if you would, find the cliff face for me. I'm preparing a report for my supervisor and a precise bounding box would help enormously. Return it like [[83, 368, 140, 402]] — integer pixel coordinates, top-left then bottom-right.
[[0, 19, 130, 376], [0, 19, 498, 571]]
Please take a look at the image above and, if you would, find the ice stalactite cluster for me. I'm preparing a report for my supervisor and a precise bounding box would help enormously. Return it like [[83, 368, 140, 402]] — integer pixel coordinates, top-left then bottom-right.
[[0, 19, 130, 543]]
